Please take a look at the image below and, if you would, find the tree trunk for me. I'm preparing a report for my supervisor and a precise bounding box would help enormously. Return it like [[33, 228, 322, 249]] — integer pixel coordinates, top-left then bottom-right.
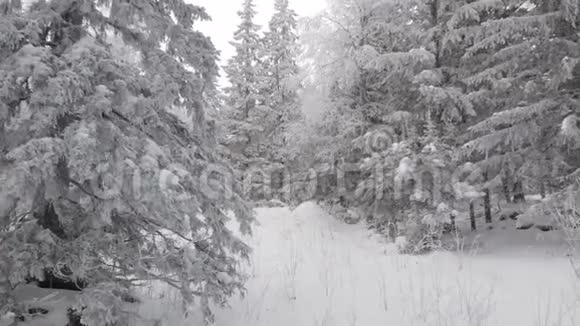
[[513, 179, 525, 203], [540, 179, 546, 199], [470, 200, 476, 231], [502, 170, 512, 203], [388, 218, 397, 241], [483, 171, 492, 223], [428, 0, 442, 68], [450, 213, 456, 232]]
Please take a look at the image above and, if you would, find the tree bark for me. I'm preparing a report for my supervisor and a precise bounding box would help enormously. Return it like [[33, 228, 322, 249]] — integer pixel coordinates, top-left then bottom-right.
[[483, 171, 492, 223], [502, 169, 512, 203], [388, 218, 397, 241], [450, 213, 456, 232], [429, 0, 442, 68], [513, 179, 525, 203], [470, 200, 476, 231]]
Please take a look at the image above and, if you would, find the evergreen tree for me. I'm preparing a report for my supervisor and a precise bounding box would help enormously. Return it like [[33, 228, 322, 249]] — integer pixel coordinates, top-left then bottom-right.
[[450, 0, 580, 209], [221, 0, 266, 170], [262, 0, 299, 103], [0, 1, 252, 324], [259, 0, 302, 163]]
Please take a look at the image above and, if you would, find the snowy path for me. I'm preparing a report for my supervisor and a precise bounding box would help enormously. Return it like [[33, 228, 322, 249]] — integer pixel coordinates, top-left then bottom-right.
[[211, 202, 580, 326]]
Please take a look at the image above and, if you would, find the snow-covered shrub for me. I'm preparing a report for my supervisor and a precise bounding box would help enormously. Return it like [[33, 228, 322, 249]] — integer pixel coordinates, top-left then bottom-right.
[[397, 217, 443, 254], [400, 203, 455, 254], [552, 188, 580, 236], [351, 135, 461, 253], [317, 199, 362, 224], [394, 236, 408, 252], [515, 203, 553, 230], [544, 187, 580, 278]]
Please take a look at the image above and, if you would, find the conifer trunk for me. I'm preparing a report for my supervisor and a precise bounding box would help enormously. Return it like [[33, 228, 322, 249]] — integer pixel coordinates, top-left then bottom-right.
[[502, 170, 512, 203], [513, 179, 525, 203], [470, 200, 476, 231], [450, 213, 456, 232], [428, 0, 442, 68], [388, 218, 397, 242], [483, 171, 492, 223]]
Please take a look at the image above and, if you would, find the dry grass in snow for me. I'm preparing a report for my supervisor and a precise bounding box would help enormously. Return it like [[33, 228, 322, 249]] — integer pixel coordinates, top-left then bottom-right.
[[131, 202, 580, 326]]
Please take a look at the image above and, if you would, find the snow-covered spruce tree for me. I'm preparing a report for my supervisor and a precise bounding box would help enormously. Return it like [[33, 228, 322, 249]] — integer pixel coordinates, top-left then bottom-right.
[[375, 0, 484, 243], [220, 0, 281, 202], [391, 0, 495, 232], [450, 0, 580, 217], [221, 0, 264, 169], [0, 1, 252, 324], [258, 0, 302, 164], [371, 0, 580, 240]]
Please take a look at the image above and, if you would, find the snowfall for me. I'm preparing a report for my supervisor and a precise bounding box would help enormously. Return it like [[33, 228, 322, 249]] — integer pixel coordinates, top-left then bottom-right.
[[11, 201, 580, 326]]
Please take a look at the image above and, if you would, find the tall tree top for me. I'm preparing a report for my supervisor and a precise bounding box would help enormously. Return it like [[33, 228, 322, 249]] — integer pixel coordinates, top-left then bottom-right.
[[270, 0, 297, 28], [235, 0, 261, 39], [223, 0, 263, 118], [262, 0, 299, 102]]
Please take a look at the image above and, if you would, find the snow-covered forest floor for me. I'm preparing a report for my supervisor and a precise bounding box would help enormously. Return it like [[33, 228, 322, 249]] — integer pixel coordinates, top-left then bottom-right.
[[200, 203, 579, 325], [11, 202, 580, 326]]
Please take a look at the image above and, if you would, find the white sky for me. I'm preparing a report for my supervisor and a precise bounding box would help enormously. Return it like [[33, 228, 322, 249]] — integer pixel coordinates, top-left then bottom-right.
[[191, 0, 327, 84]]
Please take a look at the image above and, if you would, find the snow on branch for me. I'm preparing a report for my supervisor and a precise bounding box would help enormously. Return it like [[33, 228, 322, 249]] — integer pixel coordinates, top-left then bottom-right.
[[447, 0, 506, 29], [468, 99, 558, 134], [464, 120, 542, 155], [364, 48, 435, 72]]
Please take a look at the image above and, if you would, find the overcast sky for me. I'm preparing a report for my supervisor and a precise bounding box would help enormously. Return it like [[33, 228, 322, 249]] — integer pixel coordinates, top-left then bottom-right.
[[192, 0, 327, 84]]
